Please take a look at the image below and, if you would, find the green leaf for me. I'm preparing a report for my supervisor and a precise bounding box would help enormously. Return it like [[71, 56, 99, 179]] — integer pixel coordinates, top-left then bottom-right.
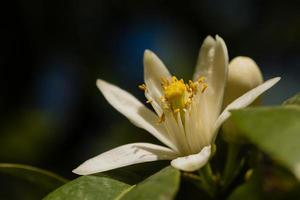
[[227, 169, 263, 200], [96, 168, 142, 185], [231, 106, 300, 179], [263, 165, 300, 199], [0, 163, 67, 200], [121, 166, 180, 200], [283, 92, 300, 106], [43, 175, 132, 200]]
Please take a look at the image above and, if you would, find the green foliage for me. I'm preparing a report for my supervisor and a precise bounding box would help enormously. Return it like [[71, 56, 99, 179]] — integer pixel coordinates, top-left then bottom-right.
[[0, 111, 57, 162], [43, 166, 180, 200], [283, 92, 300, 106], [121, 166, 180, 200], [0, 163, 67, 200], [263, 166, 300, 200], [231, 106, 300, 179], [96, 168, 142, 185], [227, 169, 263, 200], [43, 175, 131, 200]]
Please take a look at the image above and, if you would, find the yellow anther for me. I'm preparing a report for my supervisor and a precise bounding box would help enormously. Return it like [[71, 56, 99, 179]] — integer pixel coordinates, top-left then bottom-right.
[[188, 80, 197, 93], [186, 98, 192, 105], [161, 77, 169, 87], [160, 96, 166, 102], [157, 113, 165, 123], [172, 76, 177, 81], [201, 83, 208, 93], [138, 84, 147, 91], [174, 108, 180, 113], [197, 76, 206, 83], [146, 99, 153, 104]]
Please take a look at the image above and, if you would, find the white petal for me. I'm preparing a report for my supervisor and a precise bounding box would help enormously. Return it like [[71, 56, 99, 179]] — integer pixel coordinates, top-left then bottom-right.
[[193, 35, 229, 124], [213, 77, 281, 137], [186, 95, 210, 153], [193, 35, 216, 81], [73, 143, 178, 175], [97, 79, 178, 151], [163, 110, 190, 155], [171, 145, 211, 172], [144, 50, 171, 115]]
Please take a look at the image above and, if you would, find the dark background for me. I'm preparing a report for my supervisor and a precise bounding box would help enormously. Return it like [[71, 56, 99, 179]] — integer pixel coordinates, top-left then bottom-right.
[[1, 0, 299, 179]]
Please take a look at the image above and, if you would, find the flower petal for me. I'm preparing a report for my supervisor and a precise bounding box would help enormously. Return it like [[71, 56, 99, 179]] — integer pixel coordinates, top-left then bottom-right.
[[163, 110, 191, 155], [213, 77, 281, 138], [73, 143, 178, 175], [144, 50, 171, 115], [171, 145, 211, 172], [97, 79, 178, 151], [193, 35, 229, 123], [193, 35, 215, 81]]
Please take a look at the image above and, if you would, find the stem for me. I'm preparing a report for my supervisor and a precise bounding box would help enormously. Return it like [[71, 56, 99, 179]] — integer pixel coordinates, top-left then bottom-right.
[[222, 143, 240, 190], [182, 172, 215, 198], [203, 163, 215, 185], [198, 163, 217, 198]]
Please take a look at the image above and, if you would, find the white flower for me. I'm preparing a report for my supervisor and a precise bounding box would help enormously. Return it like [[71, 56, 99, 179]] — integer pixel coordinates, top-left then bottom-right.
[[73, 35, 280, 175], [222, 56, 264, 143]]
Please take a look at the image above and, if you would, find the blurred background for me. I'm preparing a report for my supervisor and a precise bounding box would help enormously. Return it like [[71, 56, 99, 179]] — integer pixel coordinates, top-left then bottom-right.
[[0, 0, 299, 181]]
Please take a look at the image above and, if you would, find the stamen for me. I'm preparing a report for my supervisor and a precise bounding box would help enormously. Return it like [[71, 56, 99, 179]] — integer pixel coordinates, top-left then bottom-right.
[[139, 75, 208, 126], [157, 113, 165, 123], [138, 84, 147, 91], [197, 76, 206, 83], [161, 77, 169, 87], [146, 99, 153, 104], [159, 75, 208, 116], [174, 108, 180, 113], [201, 83, 208, 93]]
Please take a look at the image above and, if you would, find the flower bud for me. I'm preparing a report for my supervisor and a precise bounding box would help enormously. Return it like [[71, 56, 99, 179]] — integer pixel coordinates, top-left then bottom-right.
[[222, 56, 263, 143]]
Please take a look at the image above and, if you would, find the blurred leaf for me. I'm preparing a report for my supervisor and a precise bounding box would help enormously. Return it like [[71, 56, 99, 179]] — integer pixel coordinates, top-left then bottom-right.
[[263, 165, 300, 199], [227, 168, 263, 200], [283, 92, 300, 106], [0, 163, 67, 186], [176, 175, 212, 200], [43, 175, 131, 200], [231, 106, 300, 180], [121, 166, 180, 200], [0, 163, 67, 200], [0, 110, 56, 162]]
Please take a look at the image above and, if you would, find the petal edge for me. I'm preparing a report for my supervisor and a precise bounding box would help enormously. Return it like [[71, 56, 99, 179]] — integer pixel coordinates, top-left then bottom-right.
[[96, 79, 178, 151], [213, 77, 281, 140], [73, 143, 178, 175], [171, 145, 211, 172]]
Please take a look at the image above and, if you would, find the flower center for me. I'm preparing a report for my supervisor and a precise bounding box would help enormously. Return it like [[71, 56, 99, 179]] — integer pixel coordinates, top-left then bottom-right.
[[163, 77, 187, 112], [139, 76, 207, 123], [161, 76, 207, 115]]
